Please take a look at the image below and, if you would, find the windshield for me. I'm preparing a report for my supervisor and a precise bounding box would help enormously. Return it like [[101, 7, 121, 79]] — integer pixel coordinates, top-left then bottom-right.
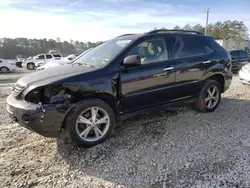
[[73, 39, 132, 67]]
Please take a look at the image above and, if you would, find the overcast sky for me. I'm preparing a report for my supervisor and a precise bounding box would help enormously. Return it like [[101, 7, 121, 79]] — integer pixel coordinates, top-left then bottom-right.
[[1, 0, 250, 42]]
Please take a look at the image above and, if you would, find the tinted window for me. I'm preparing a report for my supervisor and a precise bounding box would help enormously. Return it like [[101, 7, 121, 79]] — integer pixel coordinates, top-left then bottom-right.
[[230, 51, 239, 58], [204, 46, 215, 55], [239, 51, 248, 58], [128, 38, 168, 65], [171, 37, 206, 59], [53, 54, 62, 58], [0, 60, 2, 63], [46, 55, 52, 59], [37, 55, 45, 60]]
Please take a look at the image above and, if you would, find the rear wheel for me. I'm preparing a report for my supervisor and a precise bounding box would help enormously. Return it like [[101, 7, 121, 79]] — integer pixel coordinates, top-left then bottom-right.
[[65, 99, 115, 147], [195, 80, 221, 113], [27, 63, 35, 70], [0, 66, 9, 73]]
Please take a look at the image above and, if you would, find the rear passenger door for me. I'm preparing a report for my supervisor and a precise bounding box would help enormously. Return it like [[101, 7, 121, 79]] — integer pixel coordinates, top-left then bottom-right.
[[170, 36, 215, 98], [45, 54, 53, 62]]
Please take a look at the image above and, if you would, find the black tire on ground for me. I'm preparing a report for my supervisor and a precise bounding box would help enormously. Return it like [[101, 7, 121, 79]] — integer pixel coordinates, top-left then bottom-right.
[[27, 63, 35, 70], [65, 99, 116, 148], [195, 80, 221, 113], [0, 66, 9, 73]]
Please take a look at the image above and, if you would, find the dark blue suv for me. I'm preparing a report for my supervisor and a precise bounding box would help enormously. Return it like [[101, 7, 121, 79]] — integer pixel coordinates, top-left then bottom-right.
[[6, 30, 232, 147]]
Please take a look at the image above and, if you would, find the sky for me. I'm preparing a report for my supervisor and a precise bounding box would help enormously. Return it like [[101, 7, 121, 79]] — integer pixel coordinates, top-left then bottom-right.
[[0, 0, 250, 42]]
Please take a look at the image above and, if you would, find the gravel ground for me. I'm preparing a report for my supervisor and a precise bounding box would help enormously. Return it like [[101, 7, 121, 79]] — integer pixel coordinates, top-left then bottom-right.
[[0, 76, 250, 188]]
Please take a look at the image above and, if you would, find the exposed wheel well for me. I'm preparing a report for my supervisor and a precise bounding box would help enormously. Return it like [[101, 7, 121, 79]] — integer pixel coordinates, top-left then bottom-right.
[[61, 93, 118, 129], [207, 74, 225, 93]]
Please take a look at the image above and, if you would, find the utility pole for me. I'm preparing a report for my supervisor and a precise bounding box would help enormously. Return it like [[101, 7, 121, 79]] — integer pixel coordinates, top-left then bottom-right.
[[204, 8, 210, 35]]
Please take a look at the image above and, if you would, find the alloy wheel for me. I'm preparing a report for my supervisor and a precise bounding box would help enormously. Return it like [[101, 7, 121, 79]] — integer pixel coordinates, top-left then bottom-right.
[[28, 64, 34, 70], [1, 67, 8, 73], [205, 85, 219, 109], [75, 107, 110, 142]]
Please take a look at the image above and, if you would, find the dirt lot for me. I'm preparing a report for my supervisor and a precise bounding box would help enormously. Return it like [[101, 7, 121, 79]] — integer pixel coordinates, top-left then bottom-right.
[[0, 76, 250, 188]]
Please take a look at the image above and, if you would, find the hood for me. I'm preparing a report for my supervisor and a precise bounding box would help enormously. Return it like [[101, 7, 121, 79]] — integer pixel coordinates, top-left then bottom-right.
[[17, 64, 98, 87]]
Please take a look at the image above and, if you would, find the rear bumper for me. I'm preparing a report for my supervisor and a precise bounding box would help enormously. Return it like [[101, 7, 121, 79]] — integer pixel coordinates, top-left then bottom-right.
[[6, 94, 63, 137]]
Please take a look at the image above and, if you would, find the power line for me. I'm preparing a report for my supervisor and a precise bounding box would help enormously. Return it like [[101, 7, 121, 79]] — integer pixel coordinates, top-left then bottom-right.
[[204, 8, 210, 35]]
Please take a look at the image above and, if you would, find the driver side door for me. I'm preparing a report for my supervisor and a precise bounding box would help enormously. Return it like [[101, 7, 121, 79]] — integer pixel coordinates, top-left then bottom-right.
[[120, 37, 176, 113]]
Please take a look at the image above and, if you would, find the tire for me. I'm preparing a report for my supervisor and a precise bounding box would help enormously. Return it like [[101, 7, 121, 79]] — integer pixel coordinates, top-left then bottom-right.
[[195, 80, 221, 113], [0, 66, 9, 73], [65, 99, 116, 147], [27, 63, 35, 70]]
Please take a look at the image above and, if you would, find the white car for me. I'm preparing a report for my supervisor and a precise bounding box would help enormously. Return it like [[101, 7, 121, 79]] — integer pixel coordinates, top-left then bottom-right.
[[239, 63, 250, 85], [22, 53, 62, 70], [36, 59, 71, 70], [36, 49, 93, 70], [0, 59, 17, 73]]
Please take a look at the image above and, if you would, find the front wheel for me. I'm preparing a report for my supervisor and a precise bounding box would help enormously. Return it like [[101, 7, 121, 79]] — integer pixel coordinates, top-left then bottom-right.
[[65, 99, 115, 147], [0, 66, 9, 73], [27, 63, 35, 70], [195, 80, 221, 113]]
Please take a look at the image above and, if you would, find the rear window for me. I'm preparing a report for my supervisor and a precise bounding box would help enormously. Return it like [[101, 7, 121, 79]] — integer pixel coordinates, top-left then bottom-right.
[[239, 50, 249, 58], [230, 51, 238, 58], [171, 36, 206, 59], [204, 37, 225, 52]]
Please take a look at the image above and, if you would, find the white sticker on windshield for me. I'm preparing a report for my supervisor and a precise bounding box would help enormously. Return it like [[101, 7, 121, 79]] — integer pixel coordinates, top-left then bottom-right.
[[116, 40, 131, 44]]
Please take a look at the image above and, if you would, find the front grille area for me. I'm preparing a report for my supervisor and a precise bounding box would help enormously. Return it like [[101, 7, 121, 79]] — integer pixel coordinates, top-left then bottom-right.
[[12, 84, 26, 97]]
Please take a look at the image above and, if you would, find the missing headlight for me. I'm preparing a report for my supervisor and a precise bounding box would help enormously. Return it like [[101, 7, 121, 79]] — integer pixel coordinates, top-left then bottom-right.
[[25, 85, 64, 104]]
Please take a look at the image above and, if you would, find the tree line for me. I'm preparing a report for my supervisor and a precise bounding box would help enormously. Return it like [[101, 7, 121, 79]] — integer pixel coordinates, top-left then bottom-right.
[[154, 20, 249, 41], [0, 38, 103, 59], [0, 20, 248, 59]]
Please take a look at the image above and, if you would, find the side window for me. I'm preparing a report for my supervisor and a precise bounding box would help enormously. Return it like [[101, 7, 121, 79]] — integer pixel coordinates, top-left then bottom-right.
[[171, 37, 206, 59], [38, 55, 45, 60], [53, 54, 62, 58], [0, 60, 2, 63], [230, 51, 239, 58], [46, 55, 53, 59], [239, 51, 248, 58], [204, 46, 215, 55], [127, 38, 168, 65]]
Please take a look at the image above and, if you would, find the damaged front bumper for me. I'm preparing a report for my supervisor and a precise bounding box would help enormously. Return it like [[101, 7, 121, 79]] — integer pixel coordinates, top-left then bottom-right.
[[6, 94, 65, 137]]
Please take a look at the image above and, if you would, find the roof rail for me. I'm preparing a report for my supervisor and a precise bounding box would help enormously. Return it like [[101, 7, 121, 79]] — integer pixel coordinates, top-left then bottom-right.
[[115, 34, 135, 38], [147, 29, 203, 35]]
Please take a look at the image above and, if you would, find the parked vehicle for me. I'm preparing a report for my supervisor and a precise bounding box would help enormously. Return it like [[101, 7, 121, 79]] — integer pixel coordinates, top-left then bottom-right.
[[239, 63, 250, 85], [6, 29, 232, 147], [22, 53, 63, 70], [229, 50, 250, 73], [36, 48, 93, 70], [0, 59, 17, 73]]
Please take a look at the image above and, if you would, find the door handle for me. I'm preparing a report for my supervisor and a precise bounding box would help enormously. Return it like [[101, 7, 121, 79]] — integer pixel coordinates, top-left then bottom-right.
[[163, 67, 174, 71], [203, 60, 211, 64]]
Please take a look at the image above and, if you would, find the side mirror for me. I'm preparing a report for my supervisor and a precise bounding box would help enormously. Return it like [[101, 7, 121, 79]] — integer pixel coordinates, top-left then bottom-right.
[[123, 55, 141, 68], [35, 57, 39, 60]]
